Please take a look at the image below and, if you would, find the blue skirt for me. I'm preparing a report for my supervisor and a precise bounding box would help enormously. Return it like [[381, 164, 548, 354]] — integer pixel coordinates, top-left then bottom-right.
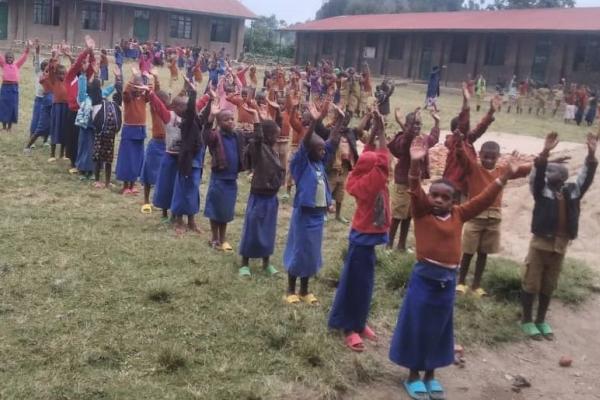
[[30, 96, 43, 135], [0, 83, 19, 124], [140, 139, 166, 186], [34, 94, 52, 137], [328, 243, 376, 332], [283, 207, 326, 278], [50, 103, 69, 145], [171, 167, 202, 216], [153, 153, 178, 210], [116, 126, 146, 182], [239, 194, 279, 258], [389, 262, 456, 371], [75, 126, 95, 173], [204, 176, 238, 223], [100, 65, 109, 81]]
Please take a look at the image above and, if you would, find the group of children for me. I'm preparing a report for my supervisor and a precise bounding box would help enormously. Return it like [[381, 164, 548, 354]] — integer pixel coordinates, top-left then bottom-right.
[[2, 37, 599, 400]]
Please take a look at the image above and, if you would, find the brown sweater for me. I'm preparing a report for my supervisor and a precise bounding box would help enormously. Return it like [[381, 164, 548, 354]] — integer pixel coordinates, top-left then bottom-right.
[[123, 83, 148, 125], [410, 175, 504, 266]]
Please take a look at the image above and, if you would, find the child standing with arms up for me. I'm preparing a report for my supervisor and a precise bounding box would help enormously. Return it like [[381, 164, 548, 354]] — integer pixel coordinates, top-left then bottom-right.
[[389, 135, 517, 400], [0, 41, 30, 132], [283, 102, 339, 305], [203, 103, 246, 251], [25, 40, 51, 153], [520, 132, 597, 340], [328, 112, 390, 352], [238, 110, 285, 277]]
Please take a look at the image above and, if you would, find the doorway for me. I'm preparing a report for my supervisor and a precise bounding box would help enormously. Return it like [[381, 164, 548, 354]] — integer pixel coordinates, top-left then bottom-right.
[[133, 9, 150, 42], [419, 35, 434, 80], [531, 38, 552, 83]]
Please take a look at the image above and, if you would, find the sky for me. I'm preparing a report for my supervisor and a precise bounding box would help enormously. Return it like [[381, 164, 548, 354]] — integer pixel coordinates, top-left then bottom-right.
[[240, 0, 600, 24]]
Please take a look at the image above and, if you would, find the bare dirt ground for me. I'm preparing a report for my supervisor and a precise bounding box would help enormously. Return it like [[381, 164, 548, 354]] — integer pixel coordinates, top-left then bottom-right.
[[350, 133, 600, 400]]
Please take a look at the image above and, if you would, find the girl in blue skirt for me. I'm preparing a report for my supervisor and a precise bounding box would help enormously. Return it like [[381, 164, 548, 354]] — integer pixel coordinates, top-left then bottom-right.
[[389, 134, 514, 400], [0, 43, 30, 132], [283, 102, 341, 305], [238, 111, 285, 278], [328, 112, 390, 352]]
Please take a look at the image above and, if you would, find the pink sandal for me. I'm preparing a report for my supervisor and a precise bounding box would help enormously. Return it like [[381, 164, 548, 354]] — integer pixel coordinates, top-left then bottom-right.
[[345, 332, 364, 352], [360, 325, 378, 342]]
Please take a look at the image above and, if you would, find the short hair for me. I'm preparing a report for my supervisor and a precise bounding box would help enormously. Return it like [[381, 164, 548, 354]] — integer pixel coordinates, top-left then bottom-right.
[[480, 141, 500, 153], [430, 178, 456, 194]]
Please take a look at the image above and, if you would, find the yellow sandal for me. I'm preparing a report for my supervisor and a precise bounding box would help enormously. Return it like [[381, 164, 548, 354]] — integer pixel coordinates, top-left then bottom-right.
[[300, 293, 319, 305], [221, 242, 233, 252], [284, 294, 301, 304], [140, 204, 153, 214]]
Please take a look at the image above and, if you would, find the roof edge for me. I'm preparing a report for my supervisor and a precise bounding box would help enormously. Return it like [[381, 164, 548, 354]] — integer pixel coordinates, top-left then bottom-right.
[[105, 0, 257, 20]]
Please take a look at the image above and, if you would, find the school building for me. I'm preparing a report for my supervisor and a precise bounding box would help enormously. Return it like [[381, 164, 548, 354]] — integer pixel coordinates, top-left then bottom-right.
[[0, 0, 255, 57], [288, 7, 600, 86]]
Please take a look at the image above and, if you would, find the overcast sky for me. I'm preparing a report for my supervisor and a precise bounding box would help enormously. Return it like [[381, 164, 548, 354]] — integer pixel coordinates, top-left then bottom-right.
[[241, 0, 600, 24]]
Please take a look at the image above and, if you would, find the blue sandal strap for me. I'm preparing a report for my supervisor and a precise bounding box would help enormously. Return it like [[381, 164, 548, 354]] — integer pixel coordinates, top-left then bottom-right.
[[403, 380, 428, 400], [426, 379, 444, 393]]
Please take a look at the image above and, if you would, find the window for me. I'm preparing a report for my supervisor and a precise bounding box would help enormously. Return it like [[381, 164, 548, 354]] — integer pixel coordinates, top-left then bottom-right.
[[170, 14, 192, 39], [321, 34, 334, 55], [81, 2, 106, 31], [388, 34, 405, 60], [364, 33, 379, 58], [573, 36, 600, 72], [210, 19, 232, 43], [572, 43, 586, 72], [134, 9, 149, 20], [449, 34, 469, 64], [33, 0, 60, 26], [484, 35, 508, 66]]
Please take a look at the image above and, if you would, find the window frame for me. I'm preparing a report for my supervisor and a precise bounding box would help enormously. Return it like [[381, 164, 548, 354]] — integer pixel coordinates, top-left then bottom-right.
[[33, 0, 60, 26], [388, 33, 405, 60], [449, 34, 469, 64], [210, 18, 232, 43], [80, 1, 106, 31], [169, 13, 192, 40]]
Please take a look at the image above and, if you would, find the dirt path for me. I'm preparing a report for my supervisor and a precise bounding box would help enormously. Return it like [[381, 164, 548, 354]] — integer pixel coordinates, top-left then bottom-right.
[[350, 133, 600, 399]]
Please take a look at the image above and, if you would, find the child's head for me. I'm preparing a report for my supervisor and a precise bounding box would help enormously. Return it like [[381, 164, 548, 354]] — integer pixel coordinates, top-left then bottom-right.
[[241, 88, 249, 101], [4, 51, 14, 64], [308, 134, 326, 162], [546, 163, 568, 189], [101, 49, 107, 55], [171, 94, 189, 117], [224, 83, 236, 95], [255, 91, 266, 105], [55, 64, 67, 81], [428, 179, 456, 216], [40, 59, 49, 72], [217, 110, 235, 132], [262, 120, 280, 146], [479, 141, 500, 170], [404, 111, 422, 135]]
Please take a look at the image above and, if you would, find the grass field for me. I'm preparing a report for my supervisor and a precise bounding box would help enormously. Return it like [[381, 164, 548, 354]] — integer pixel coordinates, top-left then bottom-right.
[[0, 57, 597, 399]]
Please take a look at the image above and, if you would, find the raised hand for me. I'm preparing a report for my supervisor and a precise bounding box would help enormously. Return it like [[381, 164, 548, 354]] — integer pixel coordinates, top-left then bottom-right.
[[430, 110, 440, 124], [542, 132, 559, 155], [210, 99, 221, 117], [490, 95, 502, 113], [183, 76, 196, 92], [410, 135, 428, 161], [307, 102, 321, 121], [84, 35, 95, 51], [587, 132, 599, 157], [462, 81, 471, 102], [112, 65, 121, 77]]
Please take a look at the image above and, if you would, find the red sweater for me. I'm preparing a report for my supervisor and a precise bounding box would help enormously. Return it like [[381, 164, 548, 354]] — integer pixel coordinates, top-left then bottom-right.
[[347, 145, 391, 234], [410, 173, 503, 266]]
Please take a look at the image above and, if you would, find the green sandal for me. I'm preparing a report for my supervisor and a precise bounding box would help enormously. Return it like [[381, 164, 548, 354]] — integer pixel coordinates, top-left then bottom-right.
[[536, 322, 554, 340], [265, 265, 279, 277], [238, 266, 252, 278], [521, 322, 543, 341]]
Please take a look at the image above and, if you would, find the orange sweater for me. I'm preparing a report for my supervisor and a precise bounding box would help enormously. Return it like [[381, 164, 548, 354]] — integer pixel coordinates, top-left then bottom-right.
[[410, 175, 503, 266], [123, 83, 148, 125]]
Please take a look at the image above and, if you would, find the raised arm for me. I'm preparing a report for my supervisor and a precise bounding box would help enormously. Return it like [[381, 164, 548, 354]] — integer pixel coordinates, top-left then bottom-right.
[[15, 44, 31, 68], [148, 91, 171, 124], [467, 96, 499, 144], [576, 133, 599, 198], [426, 111, 441, 147], [458, 169, 509, 222], [531, 132, 558, 199], [408, 136, 432, 218]]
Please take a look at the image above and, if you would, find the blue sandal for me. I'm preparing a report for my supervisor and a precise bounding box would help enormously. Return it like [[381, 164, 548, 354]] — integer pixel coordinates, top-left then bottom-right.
[[425, 379, 446, 400], [403, 380, 428, 400]]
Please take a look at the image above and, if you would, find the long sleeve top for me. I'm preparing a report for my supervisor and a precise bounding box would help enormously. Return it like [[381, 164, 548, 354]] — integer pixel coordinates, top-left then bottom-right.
[[290, 139, 335, 209], [122, 82, 149, 126], [0, 48, 30, 82], [388, 127, 440, 185], [33, 51, 46, 97], [245, 123, 285, 196], [66, 51, 96, 111], [41, 60, 68, 104]]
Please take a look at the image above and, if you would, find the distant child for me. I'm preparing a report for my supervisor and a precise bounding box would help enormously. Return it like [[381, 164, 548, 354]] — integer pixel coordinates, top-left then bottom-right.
[[0, 41, 30, 132], [375, 79, 395, 120], [389, 135, 516, 400], [25, 42, 51, 153], [114, 45, 124, 76], [41, 56, 70, 161], [92, 68, 123, 188], [168, 54, 179, 90], [585, 92, 597, 127], [203, 104, 246, 251], [283, 102, 339, 305], [100, 49, 109, 85], [238, 111, 285, 277], [475, 74, 486, 113], [115, 72, 149, 194], [387, 110, 440, 252], [140, 73, 168, 213], [520, 132, 597, 340], [328, 112, 390, 352], [424, 66, 441, 112], [456, 140, 531, 296]]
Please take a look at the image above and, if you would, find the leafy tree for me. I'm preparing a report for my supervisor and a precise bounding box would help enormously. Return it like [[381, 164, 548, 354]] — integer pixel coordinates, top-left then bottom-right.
[[489, 0, 575, 8], [244, 15, 295, 58]]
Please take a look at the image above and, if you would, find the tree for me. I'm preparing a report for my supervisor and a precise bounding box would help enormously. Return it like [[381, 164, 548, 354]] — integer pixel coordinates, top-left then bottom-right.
[[488, 0, 575, 8], [243, 15, 295, 58]]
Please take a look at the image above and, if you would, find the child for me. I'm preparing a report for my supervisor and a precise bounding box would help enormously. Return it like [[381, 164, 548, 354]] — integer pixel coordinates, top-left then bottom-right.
[[387, 110, 440, 252], [114, 45, 124, 76], [389, 135, 517, 400], [475, 74, 486, 113], [328, 112, 390, 352], [41, 56, 70, 162], [92, 68, 123, 188], [99, 49, 109, 85], [424, 66, 441, 112], [283, 101, 339, 305], [0, 42, 30, 132], [456, 140, 531, 296], [168, 54, 179, 90], [25, 41, 51, 153], [521, 132, 597, 340], [375, 80, 395, 121], [238, 112, 285, 277], [140, 73, 167, 213], [115, 72, 149, 194], [203, 104, 246, 251]]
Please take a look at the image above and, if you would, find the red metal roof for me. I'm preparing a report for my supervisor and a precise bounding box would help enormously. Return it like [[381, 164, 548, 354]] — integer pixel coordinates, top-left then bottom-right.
[[287, 7, 600, 33], [106, 0, 256, 19]]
